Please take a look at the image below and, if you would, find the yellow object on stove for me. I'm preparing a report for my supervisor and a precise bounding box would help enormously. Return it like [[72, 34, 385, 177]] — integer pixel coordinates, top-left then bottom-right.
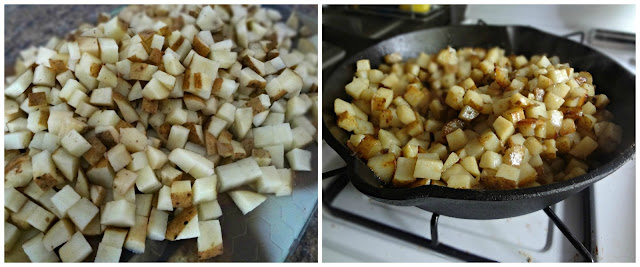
[[399, 4, 431, 13]]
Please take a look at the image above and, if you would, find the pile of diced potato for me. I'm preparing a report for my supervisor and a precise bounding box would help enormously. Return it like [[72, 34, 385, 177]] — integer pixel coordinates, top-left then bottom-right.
[[334, 46, 621, 190], [5, 4, 317, 262]]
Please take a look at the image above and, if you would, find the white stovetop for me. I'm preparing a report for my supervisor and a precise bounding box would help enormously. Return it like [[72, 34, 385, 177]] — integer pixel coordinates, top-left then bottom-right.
[[322, 5, 636, 262]]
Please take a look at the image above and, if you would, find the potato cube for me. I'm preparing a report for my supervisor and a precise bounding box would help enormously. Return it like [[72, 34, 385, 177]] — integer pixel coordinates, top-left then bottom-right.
[[479, 151, 502, 170], [447, 173, 474, 189], [171, 180, 193, 208], [370, 88, 393, 111], [479, 131, 501, 152], [135, 194, 153, 217], [518, 163, 538, 186], [228, 190, 267, 215], [396, 105, 417, 125], [5, 222, 21, 251], [445, 85, 465, 110], [413, 158, 443, 180], [198, 200, 223, 221], [146, 146, 168, 169], [135, 165, 163, 193], [193, 176, 217, 204], [366, 153, 397, 184], [94, 242, 122, 262], [460, 156, 480, 176], [119, 128, 147, 152], [496, 164, 521, 184], [286, 148, 312, 171], [392, 157, 417, 186], [59, 232, 92, 262], [345, 77, 368, 99], [158, 165, 183, 186], [113, 169, 138, 195], [197, 220, 223, 260], [569, 136, 598, 159], [101, 199, 136, 227], [106, 144, 132, 171], [446, 128, 468, 151], [147, 208, 169, 241], [123, 215, 148, 254], [157, 185, 173, 211], [5, 187, 28, 212], [27, 205, 55, 232], [165, 206, 199, 241], [102, 227, 128, 248], [22, 233, 60, 262], [42, 218, 75, 251], [61, 130, 92, 157], [492, 116, 515, 141], [51, 185, 81, 217]]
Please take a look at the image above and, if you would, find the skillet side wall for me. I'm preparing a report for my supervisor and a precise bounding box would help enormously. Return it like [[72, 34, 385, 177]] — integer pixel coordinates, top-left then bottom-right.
[[322, 25, 635, 219]]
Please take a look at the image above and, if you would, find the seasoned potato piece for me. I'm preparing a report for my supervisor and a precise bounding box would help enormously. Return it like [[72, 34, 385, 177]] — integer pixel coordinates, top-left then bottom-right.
[[367, 153, 396, 184]]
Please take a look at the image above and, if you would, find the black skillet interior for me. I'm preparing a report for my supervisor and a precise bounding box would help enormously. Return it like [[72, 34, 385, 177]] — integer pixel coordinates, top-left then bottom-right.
[[322, 25, 636, 219]]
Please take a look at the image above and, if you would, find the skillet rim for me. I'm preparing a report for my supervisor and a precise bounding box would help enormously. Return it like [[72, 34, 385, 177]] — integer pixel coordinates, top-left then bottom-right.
[[322, 24, 636, 203]]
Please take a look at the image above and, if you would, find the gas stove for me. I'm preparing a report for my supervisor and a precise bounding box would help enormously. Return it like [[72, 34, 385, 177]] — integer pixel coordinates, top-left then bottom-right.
[[321, 5, 635, 262]]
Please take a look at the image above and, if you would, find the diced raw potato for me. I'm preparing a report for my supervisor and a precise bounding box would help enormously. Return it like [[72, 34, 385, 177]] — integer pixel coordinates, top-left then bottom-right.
[[135, 194, 153, 217], [157, 186, 174, 211], [123, 215, 148, 254], [197, 220, 223, 260], [286, 148, 312, 171], [5, 187, 28, 212], [135, 165, 162, 193], [119, 128, 147, 152], [166, 206, 199, 241], [106, 144, 132, 172], [113, 169, 138, 195], [60, 130, 92, 157], [26, 205, 55, 232], [101, 199, 136, 227], [171, 180, 193, 208], [147, 208, 169, 241], [59, 231, 92, 262], [102, 227, 128, 248], [51, 185, 81, 217], [42, 219, 75, 251], [228, 190, 267, 215], [192, 176, 217, 204], [5, 222, 21, 251], [95, 242, 122, 262], [22, 233, 60, 262], [216, 157, 262, 192]]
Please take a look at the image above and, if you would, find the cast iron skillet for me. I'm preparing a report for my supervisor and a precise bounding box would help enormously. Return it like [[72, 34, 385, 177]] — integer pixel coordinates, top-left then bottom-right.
[[323, 25, 635, 219]]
